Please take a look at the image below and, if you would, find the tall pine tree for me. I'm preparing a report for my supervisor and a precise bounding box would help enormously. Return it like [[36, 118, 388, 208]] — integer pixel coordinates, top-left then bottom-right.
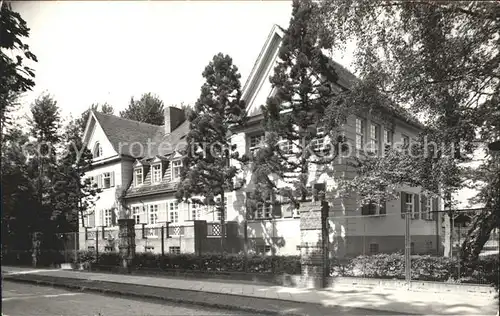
[[176, 53, 246, 251], [256, 0, 346, 208]]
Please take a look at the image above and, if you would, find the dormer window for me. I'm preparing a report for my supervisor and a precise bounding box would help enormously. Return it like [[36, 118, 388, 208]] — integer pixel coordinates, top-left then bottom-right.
[[152, 164, 162, 183], [135, 168, 143, 186], [93, 142, 103, 158], [171, 160, 182, 181]]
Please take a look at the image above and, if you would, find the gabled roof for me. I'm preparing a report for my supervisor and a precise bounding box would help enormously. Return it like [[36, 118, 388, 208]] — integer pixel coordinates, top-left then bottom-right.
[[87, 111, 189, 159], [241, 24, 423, 129]]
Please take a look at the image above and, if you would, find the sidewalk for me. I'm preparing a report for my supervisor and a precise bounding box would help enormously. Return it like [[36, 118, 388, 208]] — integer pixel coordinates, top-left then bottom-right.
[[2, 266, 497, 316]]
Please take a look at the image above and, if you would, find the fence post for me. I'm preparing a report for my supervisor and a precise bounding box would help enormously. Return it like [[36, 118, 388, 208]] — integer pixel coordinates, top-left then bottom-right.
[[96, 227, 99, 264], [405, 208, 411, 289], [161, 226, 165, 256]]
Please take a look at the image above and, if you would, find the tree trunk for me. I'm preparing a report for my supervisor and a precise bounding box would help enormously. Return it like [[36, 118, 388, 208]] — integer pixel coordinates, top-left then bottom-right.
[[461, 206, 498, 263], [220, 191, 226, 253], [443, 211, 452, 257]]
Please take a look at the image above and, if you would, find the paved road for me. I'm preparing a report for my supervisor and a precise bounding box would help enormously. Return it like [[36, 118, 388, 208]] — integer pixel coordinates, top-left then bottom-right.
[[2, 281, 260, 316]]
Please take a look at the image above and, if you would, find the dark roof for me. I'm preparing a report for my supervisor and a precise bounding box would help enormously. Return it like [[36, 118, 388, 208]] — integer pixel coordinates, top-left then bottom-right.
[[93, 111, 189, 159]]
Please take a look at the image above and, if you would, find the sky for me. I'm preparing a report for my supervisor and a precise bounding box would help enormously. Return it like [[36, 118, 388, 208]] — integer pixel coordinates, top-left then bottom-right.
[[11, 0, 301, 119]]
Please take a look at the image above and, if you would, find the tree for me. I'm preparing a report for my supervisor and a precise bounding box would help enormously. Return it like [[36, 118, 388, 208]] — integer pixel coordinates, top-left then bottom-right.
[[53, 119, 101, 232], [28, 93, 62, 233], [255, 0, 347, 209], [176, 53, 247, 251], [316, 0, 499, 259], [0, 2, 37, 128], [119, 93, 165, 125]]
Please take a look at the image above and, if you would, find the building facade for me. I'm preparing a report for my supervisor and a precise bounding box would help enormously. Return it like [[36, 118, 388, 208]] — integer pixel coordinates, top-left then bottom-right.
[[78, 25, 442, 257]]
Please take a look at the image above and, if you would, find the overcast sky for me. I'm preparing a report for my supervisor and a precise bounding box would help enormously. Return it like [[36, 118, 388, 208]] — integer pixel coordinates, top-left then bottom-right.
[[12, 1, 299, 119]]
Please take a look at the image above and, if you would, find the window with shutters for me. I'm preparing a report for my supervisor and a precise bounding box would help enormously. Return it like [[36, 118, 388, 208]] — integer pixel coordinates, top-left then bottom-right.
[[132, 206, 141, 224], [425, 197, 432, 220], [135, 168, 143, 186], [405, 193, 414, 214], [152, 164, 162, 183], [249, 134, 265, 155], [103, 172, 111, 189], [171, 160, 182, 181], [104, 209, 112, 227], [355, 118, 365, 150], [169, 201, 179, 223], [149, 205, 158, 224]]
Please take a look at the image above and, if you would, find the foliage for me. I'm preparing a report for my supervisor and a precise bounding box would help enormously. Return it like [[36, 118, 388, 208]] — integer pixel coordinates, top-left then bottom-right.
[[316, 0, 500, 259], [0, 2, 37, 127], [255, 0, 348, 207], [176, 53, 247, 250], [331, 253, 498, 287], [119, 92, 165, 125]]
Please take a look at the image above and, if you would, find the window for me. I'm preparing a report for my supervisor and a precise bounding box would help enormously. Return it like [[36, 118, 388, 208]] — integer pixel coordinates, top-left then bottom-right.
[[425, 197, 432, 220], [355, 118, 365, 150], [216, 197, 228, 222], [402, 134, 410, 148], [152, 164, 162, 183], [191, 202, 202, 220], [93, 142, 102, 158], [145, 246, 154, 252], [369, 123, 380, 154], [405, 193, 414, 214], [369, 243, 379, 255], [249, 134, 265, 155], [279, 137, 293, 154], [169, 201, 179, 223], [89, 176, 97, 188], [256, 245, 272, 255], [103, 172, 111, 189], [104, 209, 112, 227], [132, 206, 141, 224], [135, 168, 143, 186], [169, 246, 181, 254], [254, 201, 272, 219], [383, 129, 393, 148], [149, 205, 158, 224], [311, 126, 325, 151], [171, 160, 182, 181], [104, 246, 113, 252]]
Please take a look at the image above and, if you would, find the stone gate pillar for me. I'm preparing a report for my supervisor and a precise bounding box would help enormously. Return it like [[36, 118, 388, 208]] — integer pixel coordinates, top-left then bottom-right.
[[299, 201, 330, 288], [118, 219, 136, 272]]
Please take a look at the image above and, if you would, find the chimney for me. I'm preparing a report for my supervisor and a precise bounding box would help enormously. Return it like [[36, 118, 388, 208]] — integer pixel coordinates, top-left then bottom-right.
[[164, 106, 186, 134]]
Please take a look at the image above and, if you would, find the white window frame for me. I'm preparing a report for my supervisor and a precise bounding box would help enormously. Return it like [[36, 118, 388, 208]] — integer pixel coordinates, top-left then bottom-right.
[[169, 246, 181, 254], [104, 209, 112, 227], [103, 172, 111, 189], [383, 129, 393, 147], [278, 137, 293, 154], [171, 160, 182, 181], [93, 142, 102, 158], [215, 197, 228, 222], [191, 202, 202, 220], [132, 206, 141, 225], [405, 193, 414, 216], [169, 201, 179, 223], [149, 204, 158, 225], [311, 126, 325, 151], [369, 123, 380, 154], [135, 168, 143, 186], [152, 164, 162, 183], [355, 118, 365, 150], [254, 201, 272, 219], [249, 134, 265, 155]]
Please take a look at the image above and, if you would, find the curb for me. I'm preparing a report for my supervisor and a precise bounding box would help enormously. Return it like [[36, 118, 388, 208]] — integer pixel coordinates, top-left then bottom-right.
[[2, 274, 302, 316]]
